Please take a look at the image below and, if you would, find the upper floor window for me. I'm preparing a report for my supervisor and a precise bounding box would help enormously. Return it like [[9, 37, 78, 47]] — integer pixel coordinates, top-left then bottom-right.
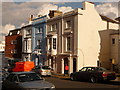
[[48, 24, 57, 32], [24, 39, 31, 51], [11, 40, 17, 44], [48, 38, 52, 51], [66, 36, 72, 51], [26, 29, 31, 35], [37, 27, 43, 34], [65, 20, 71, 29], [37, 40, 41, 49], [52, 24, 57, 31], [112, 38, 115, 44], [53, 38, 56, 49], [11, 49, 17, 54], [17, 31, 20, 34], [9, 32, 12, 35]]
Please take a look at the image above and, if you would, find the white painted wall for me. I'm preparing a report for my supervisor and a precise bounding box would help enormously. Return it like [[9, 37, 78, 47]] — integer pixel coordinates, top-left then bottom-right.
[[77, 2, 103, 69]]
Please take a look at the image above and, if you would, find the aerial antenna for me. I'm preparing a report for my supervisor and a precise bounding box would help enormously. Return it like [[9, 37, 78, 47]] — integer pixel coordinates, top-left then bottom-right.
[[57, 6, 59, 11]]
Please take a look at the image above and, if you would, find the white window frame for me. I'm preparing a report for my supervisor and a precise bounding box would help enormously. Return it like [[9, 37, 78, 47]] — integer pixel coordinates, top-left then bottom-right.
[[11, 40, 17, 44], [53, 38, 56, 49], [11, 49, 17, 54], [65, 20, 71, 29], [37, 40, 41, 49], [51, 23, 57, 31], [37, 27, 43, 34], [26, 29, 31, 35], [66, 36, 72, 52]]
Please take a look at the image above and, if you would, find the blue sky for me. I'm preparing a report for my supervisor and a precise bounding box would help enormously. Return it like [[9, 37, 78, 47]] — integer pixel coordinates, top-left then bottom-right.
[[2, 0, 120, 2], [1, 1, 119, 41]]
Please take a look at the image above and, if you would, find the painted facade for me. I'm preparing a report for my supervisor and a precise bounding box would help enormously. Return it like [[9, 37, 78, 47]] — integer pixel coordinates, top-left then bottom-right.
[[46, 1, 119, 74], [0, 41, 5, 52], [5, 28, 22, 66], [21, 24, 32, 61], [32, 15, 47, 66]]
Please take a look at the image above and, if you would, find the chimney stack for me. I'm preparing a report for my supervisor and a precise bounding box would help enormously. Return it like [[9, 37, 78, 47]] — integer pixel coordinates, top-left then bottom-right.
[[83, 1, 95, 10], [38, 15, 42, 17], [48, 10, 63, 18], [29, 15, 33, 24], [29, 15, 33, 21]]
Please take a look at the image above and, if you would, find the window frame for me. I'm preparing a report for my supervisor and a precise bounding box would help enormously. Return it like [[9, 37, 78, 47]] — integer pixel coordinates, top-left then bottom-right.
[[11, 40, 17, 44], [53, 38, 56, 49], [112, 38, 115, 45], [66, 36, 72, 52], [26, 29, 31, 35], [65, 20, 71, 29]]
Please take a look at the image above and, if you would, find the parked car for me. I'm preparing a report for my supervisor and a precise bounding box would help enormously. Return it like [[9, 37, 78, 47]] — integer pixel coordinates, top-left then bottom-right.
[[2, 71, 55, 90], [33, 66, 52, 76], [70, 67, 116, 83]]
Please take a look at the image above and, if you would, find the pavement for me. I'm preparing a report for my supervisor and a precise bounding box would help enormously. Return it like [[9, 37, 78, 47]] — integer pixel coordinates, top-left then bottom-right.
[[51, 73, 120, 82], [52, 74, 70, 79]]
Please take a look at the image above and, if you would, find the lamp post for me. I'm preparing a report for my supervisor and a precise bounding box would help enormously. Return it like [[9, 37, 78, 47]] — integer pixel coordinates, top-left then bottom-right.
[[74, 48, 84, 67]]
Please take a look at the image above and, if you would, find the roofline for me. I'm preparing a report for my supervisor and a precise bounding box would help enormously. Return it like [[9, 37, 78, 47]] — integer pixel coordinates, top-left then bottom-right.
[[9, 28, 21, 32], [100, 14, 119, 24]]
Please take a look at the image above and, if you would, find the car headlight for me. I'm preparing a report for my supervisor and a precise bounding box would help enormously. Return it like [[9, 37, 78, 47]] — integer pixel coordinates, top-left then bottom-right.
[[51, 86, 55, 89]]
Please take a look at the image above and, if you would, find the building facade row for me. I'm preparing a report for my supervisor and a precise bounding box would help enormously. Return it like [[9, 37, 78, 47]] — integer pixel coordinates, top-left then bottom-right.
[[5, 1, 120, 73]]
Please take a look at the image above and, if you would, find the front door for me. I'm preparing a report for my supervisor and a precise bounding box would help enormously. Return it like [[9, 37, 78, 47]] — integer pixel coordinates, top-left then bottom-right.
[[64, 58, 68, 74], [73, 58, 77, 72]]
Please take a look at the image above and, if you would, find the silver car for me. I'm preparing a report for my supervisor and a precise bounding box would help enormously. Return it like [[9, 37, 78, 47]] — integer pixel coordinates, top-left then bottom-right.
[[2, 71, 55, 90], [33, 66, 52, 76]]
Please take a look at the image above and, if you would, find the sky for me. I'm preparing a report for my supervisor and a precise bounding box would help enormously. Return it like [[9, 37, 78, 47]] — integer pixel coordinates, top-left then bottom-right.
[[0, 0, 119, 41]]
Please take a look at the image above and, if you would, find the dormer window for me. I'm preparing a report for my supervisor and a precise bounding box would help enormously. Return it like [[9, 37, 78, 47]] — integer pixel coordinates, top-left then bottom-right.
[[51, 24, 57, 31], [9, 32, 12, 35], [17, 31, 20, 34], [37, 27, 42, 33], [26, 29, 31, 35], [65, 20, 71, 29]]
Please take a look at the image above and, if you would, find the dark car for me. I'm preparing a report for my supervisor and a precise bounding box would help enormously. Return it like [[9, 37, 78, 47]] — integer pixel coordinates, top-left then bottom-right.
[[2, 71, 55, 90], [70, 67, 116, 83]]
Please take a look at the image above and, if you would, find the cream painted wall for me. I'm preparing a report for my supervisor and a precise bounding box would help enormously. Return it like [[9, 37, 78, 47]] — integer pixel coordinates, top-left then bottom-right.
[[46, 1, 119, 73], [77, 2, 103, 69], [110, 34, 119, 64]]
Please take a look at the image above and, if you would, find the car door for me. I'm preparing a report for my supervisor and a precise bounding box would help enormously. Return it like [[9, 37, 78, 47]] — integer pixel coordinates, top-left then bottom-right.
[[77, 67, 87, 80], [4, 74, 19, 89], [84, 67, 93, 80]]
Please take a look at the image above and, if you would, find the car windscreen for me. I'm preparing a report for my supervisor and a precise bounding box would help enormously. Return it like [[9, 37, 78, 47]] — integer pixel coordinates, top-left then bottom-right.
[[18, 73, 42, 82], [96, 67, 107, 71], [42, 66, 51, 70]]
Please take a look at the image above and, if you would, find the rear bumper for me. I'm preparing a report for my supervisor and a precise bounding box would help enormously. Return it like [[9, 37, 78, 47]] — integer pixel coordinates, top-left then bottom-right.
[[41, 72, 51, 76], [103, 76, 116, 80]]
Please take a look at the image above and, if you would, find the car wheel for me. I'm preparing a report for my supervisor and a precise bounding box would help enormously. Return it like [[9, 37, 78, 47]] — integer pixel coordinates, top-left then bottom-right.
[[90, 76, 98, 83], [70, 75, 76, 81]]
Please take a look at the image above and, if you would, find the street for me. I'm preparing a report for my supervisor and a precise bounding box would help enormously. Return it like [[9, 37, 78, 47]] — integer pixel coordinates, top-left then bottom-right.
[[44, 76, 120, 90]]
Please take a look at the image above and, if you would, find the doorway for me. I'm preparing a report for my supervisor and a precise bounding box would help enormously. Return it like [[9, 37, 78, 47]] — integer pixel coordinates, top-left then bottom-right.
[[64, 58, 69, 74], [73, 58, 77, 72]]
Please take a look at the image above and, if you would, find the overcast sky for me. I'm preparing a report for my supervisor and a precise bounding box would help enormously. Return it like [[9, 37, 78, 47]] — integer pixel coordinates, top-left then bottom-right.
[[0, 0, 119, 41]]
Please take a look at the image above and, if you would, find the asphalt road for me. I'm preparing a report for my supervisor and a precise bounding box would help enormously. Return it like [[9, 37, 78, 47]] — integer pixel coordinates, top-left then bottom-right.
[[44, 76, 120, 90]]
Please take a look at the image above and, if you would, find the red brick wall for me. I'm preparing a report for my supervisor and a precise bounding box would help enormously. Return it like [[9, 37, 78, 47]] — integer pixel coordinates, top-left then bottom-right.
[[5, 34, 22, 59]]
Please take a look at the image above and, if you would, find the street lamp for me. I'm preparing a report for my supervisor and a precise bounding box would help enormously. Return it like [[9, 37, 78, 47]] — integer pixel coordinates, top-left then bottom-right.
[[74, 48, 84, 67]]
